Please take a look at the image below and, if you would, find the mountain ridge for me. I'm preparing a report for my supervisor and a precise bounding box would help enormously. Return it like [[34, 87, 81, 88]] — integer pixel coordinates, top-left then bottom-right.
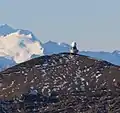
[[0, 24, 44, 65], [0, 53, 120, 113], [0, 24, 120, 71]]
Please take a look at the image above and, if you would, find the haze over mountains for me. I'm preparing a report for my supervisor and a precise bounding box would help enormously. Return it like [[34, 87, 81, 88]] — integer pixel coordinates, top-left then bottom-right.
[[0, 24, 120, 71]]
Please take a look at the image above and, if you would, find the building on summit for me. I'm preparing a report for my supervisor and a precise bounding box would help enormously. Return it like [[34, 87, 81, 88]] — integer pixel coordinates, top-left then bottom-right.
[[70, 41, 79, 54]]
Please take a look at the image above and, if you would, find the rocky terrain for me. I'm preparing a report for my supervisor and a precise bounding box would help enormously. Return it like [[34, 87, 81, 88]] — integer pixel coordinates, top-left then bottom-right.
[[1, 24, 120, 72], [0, 53, 120, 113]]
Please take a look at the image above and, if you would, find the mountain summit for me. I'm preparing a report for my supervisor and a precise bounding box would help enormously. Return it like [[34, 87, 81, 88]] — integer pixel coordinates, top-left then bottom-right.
[[0, 24, 15, 36], [0, 53, 120, 113], [0, 24, 44, 64]]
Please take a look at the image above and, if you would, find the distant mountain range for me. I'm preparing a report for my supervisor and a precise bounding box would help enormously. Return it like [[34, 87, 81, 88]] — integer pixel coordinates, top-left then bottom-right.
[[0, 24, 120, 71]]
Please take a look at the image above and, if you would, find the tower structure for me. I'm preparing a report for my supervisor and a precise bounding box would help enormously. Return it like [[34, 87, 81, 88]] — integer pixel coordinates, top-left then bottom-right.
[[70, 41, 79, 54]]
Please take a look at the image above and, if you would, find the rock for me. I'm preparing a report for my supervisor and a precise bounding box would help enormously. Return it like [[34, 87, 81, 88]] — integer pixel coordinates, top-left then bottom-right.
[[0, 53, 120, 113]]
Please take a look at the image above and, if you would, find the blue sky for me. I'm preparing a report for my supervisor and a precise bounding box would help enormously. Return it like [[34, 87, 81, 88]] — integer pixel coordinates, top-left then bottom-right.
[[0, 0, 120, 51]]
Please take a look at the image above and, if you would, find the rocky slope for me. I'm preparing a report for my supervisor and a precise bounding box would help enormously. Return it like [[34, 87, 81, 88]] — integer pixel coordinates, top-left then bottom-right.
[[0, 53, 120, 113]]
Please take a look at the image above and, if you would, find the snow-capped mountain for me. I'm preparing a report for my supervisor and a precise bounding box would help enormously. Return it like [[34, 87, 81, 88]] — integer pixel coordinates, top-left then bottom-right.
[[0, 24, 120, 71], [0, 24, 15, 36], [0, 24, 44, 64]]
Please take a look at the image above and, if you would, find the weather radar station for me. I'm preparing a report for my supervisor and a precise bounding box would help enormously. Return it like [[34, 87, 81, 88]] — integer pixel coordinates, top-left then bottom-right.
[[70, 41, 79, 54]]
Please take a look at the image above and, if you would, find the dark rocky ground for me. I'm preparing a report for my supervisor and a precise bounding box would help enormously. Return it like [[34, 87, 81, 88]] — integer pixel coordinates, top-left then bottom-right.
[[0, 53, 120, 113]]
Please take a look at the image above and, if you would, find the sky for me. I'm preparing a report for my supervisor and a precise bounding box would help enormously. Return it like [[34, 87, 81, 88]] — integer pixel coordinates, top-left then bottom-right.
[[0, 0, 120, 52]]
